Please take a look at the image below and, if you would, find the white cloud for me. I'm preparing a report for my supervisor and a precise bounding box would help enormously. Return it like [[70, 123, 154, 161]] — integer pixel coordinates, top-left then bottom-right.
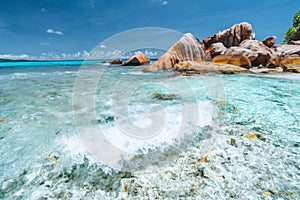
[[46, 28, 63, 35], [88, 49, 122, 60], [162, 1, 168, 5], [40, 42, 51, 46], [100, 44, 106, 48], [0, 51, 91, 61], [0, 54, 34, 60], [39, 51, 89, 60], [152, 0, 168, 6]]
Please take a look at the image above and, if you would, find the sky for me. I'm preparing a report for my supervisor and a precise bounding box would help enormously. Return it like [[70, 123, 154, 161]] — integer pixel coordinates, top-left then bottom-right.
[[0, 0, 299, 60]]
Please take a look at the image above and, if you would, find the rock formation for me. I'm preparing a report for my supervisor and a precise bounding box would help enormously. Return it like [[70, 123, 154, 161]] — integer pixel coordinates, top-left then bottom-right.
[[174, 61, 250, 74], [267, 44, 300, 67], [207, 42, 227, 58], [272, 44, 300, 56], [203, 22, 255, 49], [290, 40, 300, 45], [239, 40, 272, 66], [123, 52, 150, 66], [225, 47, 258, 63], [110, 59, 122, 65], [212, 55, 251, 68], [142, 22, 300, 74], [262, 36, 277, 48], [143, 33, 208, 72]]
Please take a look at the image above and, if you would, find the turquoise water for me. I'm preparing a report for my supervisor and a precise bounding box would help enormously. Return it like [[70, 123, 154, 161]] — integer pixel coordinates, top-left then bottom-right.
[[0, 61, 299, 199]]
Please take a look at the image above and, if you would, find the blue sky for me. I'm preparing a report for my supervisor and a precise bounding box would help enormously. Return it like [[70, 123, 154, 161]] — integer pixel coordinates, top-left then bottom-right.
[[0, 0, 299, 59]]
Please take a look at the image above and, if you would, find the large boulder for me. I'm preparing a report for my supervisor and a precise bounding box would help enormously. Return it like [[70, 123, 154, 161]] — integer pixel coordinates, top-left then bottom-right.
[[225, 46, 258, 62], [212, 55, 251, 68], [271, 44, 300, 56], [281, 57, 300, 73], [267, 45, 300, 68], [262, 36, 277, 48], [203, 22, 255, 49], [174, 61, 250, 74], [143, 33, 208, 72], [239, 40, 272, 66], [123, 52, 150, 66], [207, 42, 227, 58], [290, 40, 300, 45]]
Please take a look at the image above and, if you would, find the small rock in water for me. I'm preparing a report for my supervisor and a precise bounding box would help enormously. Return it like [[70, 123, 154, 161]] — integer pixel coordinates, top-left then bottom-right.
[[221, 110, 226, 116], [37, 94, 43, 98], [243, 133, 258, 140], [196, 167, 208, 178], [262, 189, 277, 197], [98, 115, 115, 124], [230, 138, 237, 147], [243, 133, 267, 141], [152, 91, 177, 100], [198, 155, 209, 163], [0, 118, 7, 123], [256, 134, 267, 142]]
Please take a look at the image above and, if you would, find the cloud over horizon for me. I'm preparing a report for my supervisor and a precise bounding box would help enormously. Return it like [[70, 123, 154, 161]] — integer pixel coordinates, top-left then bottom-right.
[[46, 28, 63, 35], [0, 51, 90, 60]]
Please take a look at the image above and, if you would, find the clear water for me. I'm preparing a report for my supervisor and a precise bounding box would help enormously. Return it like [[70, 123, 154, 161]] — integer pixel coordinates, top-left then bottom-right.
[[0, 61, 299, 199]]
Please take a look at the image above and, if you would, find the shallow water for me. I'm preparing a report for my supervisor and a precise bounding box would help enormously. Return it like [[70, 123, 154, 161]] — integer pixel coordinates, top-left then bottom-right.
[[0, 61, 299, 199]]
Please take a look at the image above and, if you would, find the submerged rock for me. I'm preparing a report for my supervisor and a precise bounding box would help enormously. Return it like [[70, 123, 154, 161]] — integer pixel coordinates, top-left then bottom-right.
[[123, 52, 150, 66], [243, 133, 267, 141], [152, 91, 177, 100], [0, 118, 7, 123], [212, 55, 251, 68], [143, 33, 208, 72], [243, 133, 258, 140], [262, 36, 277, 48], [174, 61, 250, 74], [203, 22, 255, 49]]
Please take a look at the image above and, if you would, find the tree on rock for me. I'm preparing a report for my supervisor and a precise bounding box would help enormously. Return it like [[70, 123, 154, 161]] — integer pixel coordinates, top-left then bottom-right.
[[285, 10, 300, 44]]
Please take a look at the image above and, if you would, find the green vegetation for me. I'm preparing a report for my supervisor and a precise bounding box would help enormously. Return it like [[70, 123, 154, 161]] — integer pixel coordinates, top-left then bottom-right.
[[284, 10, 300, 44]]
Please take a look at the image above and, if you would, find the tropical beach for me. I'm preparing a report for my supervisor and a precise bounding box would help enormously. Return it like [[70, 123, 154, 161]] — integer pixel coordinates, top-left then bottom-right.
[[1, 1, 300, 199]]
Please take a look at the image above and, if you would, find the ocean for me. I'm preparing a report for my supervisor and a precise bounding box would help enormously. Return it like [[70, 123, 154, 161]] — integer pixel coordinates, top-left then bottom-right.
[[0, 61, 299, 199]]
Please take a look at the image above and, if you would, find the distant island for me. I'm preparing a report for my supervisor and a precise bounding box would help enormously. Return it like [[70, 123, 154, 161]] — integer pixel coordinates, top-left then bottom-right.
[[0, 58, 37, 62]]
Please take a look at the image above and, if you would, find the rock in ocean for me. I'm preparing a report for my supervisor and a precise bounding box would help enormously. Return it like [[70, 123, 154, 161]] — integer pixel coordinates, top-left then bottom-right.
[[110, 59, 122, 65], [122, 52, 150, 66], [142, 33, 208, 72]]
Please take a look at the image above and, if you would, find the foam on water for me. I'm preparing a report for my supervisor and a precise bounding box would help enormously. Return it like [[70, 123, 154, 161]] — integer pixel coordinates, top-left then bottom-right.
[[101, 101, 215, 155]]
